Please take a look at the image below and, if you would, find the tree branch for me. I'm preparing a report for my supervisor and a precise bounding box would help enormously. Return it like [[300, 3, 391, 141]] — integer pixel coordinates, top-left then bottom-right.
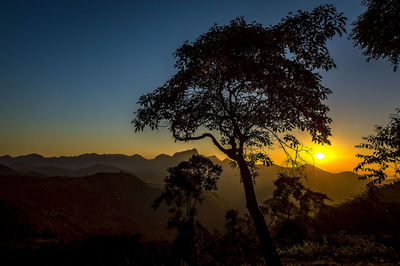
[[173, 132, 231, 156]]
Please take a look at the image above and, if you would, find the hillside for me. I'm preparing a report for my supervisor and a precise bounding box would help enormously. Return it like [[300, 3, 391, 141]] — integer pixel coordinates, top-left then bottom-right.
[[0, 172, 227, 244], [316, 181, 400, 243], [0, 164, 17, 176]]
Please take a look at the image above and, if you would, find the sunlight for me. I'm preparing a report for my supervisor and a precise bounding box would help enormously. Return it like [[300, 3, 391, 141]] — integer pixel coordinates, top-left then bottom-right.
[[315, 152, 325, 160]]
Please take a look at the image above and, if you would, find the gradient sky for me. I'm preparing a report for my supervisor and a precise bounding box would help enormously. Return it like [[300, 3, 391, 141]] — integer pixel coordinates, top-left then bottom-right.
[[1, 0, 399, 172]]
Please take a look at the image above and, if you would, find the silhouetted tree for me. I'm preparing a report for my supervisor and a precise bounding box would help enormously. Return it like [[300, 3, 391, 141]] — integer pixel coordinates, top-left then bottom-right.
[[350, 0, 400, 71], [262, 174, 330, 226], [152, 155, 221, 265], [134, 5, 346, 264], [351, 1, 400, 184], [354, 109, 400, 184]]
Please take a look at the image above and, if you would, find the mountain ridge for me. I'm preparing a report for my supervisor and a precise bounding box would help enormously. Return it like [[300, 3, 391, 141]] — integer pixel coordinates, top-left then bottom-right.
[[0, 149, 200, 162], [0, 149, 368, 207], [0, 150, 353, 173]]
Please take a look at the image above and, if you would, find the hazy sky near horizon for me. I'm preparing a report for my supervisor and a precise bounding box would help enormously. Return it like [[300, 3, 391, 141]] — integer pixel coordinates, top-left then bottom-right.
[[1, 0, 399, 172]]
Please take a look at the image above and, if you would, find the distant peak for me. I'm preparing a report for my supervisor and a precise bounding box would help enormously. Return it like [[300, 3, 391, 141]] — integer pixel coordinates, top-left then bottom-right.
[[300, 164, 331, 175], [78, 153, 99, 157], [207, 155, 221, 163], [130, 154, 145, 160], [154, 153, 170, 160], [222, 158, 232, 163], [172, 148, 199, 158], [18, 153, 44, 159]]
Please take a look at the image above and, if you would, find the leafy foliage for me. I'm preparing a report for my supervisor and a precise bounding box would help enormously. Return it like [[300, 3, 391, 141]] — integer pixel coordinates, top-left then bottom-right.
[[152, 155, 221, 222], [262, 174, 331, 223], [133, 5, 346, 159], [354, 109, 400, 183], [261, 173, 330, 242], [350, 0, 400, 71], [229, 152, 273, 181], [279, 237, 395, 264]]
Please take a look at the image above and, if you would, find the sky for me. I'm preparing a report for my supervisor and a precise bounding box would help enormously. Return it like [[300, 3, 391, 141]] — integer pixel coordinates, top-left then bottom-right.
[[0, 0, 399, 172]]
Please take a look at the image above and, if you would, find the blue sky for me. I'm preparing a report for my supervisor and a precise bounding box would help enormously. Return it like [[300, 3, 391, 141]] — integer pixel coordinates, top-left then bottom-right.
[[1, 0, 399, 171]]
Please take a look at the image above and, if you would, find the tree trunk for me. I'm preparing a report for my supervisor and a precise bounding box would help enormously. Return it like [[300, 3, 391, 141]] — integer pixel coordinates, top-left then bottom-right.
[[237, 157, 282, 266], [188, 219, 198, 266]]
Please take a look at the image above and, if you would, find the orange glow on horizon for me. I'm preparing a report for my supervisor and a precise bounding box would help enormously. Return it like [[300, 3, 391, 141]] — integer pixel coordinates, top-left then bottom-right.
[[0, 128, 362, 174]]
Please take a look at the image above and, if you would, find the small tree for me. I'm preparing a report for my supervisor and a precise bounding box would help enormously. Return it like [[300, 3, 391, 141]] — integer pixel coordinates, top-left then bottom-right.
[[262, 173, 330, 224], [134, 5, 346, 264], [261, 173, 330, 241], [350, 0, 400, 71], [152, 155, 221, 265], [354, 109, 400, 184]]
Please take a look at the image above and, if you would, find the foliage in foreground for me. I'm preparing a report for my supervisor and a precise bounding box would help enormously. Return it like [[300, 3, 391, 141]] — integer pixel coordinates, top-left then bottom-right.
[[280, 237, 397, 265], [1, 224, 398, 266], [351, 0, 400, 71], [152, 155, 221, 265], [354, 109, 400, 184]]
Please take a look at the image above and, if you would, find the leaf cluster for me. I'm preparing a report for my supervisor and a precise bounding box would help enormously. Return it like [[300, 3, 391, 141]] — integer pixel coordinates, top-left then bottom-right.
[[350, 0, 400, 71], [152, 155, 222, 228], [262, 173, 331, 224], [354, 109, 400, 183]]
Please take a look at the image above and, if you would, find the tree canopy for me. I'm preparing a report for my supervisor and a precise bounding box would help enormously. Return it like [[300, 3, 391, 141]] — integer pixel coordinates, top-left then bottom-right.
[[262, 173, 330, 224], [152, 155, 221, 227], [350, 0, 400, 71], [133, 6, 346, 160], [152, 155, 221, 265], [354, 109, 400, 184]]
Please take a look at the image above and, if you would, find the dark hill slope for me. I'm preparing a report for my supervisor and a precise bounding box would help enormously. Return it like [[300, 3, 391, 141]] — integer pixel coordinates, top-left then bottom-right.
[[316, 181, 400, 243], [0, 172, 168, 243], [0, 172, 227, 244], [0, 164, 17, 176]]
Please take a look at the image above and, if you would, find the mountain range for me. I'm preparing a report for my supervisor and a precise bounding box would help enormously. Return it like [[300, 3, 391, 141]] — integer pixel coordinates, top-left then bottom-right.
[[0, 150, 203, 182], [0, 149, 369, 244], [0, 149, 368, 206]]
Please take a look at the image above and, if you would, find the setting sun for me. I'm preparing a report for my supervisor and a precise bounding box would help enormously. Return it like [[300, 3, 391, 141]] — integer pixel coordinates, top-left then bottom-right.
[[315, 152, 325, 160]]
